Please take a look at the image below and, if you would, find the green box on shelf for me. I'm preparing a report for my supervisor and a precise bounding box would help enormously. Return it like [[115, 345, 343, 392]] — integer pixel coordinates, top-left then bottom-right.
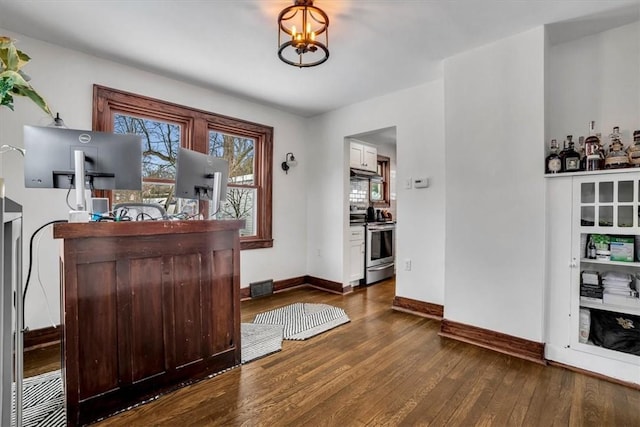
[[610, 236, 634, 262]]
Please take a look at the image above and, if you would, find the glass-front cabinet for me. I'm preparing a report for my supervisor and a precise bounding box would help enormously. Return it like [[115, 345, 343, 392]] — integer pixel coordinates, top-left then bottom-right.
[[572, 174, 640, 365]]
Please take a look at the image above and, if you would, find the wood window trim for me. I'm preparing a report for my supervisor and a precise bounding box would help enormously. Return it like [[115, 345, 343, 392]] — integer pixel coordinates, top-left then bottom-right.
[[92, 84, 273, 250], [372, 155, 391, 208]]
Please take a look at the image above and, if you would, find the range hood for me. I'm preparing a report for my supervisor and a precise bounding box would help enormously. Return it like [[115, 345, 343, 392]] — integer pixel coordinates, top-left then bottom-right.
[[350, 168, 382, 180]]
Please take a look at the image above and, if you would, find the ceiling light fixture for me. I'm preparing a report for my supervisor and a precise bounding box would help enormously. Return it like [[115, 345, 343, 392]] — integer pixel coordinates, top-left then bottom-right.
[[278, 0, 329, 68]]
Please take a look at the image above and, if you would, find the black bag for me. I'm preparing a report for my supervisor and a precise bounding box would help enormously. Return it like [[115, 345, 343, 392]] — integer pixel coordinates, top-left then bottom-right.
[[589, 309, 640, 356]]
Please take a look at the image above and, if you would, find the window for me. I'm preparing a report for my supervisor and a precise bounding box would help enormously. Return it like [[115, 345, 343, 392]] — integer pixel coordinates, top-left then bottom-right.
[[371, 155, 390, 208], [92, 85, 273, 249], [208, 130, 256, 236]]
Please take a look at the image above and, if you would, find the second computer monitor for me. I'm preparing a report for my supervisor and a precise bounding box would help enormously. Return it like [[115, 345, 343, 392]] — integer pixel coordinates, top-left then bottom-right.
[[175, 147, 229, 206]]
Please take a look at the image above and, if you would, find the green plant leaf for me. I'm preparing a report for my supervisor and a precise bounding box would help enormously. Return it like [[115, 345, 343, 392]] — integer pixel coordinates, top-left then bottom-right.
[[1, 69, 27, 87], [0, 36, 52, 116], [0, 75, 14, 94], [11, 84, 52, 115], [0, 80, 14, 109], [0, 36, 12, 48], [16, 49, 30, 63], [2, 42, 18, 70]]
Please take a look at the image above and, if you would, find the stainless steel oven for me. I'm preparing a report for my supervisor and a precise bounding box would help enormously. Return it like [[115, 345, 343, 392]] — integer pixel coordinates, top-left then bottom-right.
[[365, 223, 395, 284]]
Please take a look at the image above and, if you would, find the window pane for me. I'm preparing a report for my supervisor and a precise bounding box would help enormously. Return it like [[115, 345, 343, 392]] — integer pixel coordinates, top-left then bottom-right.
[[581, 206, 594, 226], [599, 181, 613, 203], [599, 205, 613, 226], [208, 131, 255, 184], [113, 114, 181, 205], [619, 180, 633, 203], [214, 187, 257, 237], [371, 181, 383, 201], [581, 182, 595, 203]]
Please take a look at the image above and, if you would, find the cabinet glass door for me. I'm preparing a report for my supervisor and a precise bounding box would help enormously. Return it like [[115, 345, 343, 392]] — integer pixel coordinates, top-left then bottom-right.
[[579, 178, 638, 229]]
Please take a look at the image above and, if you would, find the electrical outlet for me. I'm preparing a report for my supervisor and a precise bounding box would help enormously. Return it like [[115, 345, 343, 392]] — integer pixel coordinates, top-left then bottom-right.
[[404, 259, 412, 271]]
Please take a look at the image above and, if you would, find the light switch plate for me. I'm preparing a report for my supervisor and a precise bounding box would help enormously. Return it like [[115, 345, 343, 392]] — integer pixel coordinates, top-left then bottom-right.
[[414, 177, 429, 188]]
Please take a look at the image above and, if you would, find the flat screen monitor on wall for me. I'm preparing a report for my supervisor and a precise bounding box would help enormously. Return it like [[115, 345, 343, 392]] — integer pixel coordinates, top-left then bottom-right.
[[23, 125, 143, 192], [175, 147, 228, 214]]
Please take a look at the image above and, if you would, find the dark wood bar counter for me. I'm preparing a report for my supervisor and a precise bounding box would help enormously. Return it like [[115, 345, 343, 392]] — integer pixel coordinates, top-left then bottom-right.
[[53, 220, 243, 426]]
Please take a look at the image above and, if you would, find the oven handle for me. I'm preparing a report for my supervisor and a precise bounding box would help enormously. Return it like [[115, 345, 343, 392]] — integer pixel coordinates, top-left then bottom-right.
[[368, 263, 394, 271]]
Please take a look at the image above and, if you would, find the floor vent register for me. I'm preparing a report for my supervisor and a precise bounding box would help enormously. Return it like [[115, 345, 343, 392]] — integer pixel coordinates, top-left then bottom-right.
[[250, 279, 274, 298]]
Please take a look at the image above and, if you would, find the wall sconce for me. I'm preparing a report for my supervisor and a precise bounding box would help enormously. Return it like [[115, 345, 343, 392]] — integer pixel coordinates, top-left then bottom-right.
[[281, 152, 298, 174]]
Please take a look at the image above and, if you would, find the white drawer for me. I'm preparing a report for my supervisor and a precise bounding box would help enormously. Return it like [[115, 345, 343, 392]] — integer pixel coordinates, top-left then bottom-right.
[[350, 226, 365, 241]]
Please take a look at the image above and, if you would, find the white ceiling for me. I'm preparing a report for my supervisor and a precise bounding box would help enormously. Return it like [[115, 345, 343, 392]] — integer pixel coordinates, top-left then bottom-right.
[[0, 0, 638, 118]]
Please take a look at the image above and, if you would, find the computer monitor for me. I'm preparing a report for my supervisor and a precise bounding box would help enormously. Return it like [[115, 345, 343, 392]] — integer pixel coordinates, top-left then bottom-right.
[[24, 125, 142, 192], [24, 125, 142, 214], [175, 147, 228, 214]]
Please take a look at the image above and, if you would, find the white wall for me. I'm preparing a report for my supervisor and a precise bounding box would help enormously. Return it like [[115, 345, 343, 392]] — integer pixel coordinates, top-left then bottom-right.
[[0, 29, 310, 330], [307, 80, 447, 305], [546, 21, 639, 146], [444, 27, 546, 341]]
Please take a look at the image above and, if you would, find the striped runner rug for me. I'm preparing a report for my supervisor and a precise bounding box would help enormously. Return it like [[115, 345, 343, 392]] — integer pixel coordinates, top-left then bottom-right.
[[241, 323, 284, 363], [12, 370, 65, 427], [252, 303, 350, 340]]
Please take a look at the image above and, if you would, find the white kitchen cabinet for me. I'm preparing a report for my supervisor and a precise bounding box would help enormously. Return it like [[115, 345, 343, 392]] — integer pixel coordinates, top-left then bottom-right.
[[349, 226, 365, 282], [350, 141, 377, 173], [545, 171, 640, 385]]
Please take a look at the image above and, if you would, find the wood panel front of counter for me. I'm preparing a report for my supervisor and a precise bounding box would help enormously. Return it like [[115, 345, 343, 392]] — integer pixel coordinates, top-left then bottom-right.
[[53, 220, 244, 426]]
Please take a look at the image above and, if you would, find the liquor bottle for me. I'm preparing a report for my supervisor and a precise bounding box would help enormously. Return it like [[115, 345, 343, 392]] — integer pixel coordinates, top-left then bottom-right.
[[587, 235, 597, 259], [562, 135, 581, 172], [578, 136, 586, 170], [545, 139, 561, 174], [627, 130, 640, 167], [605, 126, 628, 168], [584, 121, 603, 171]]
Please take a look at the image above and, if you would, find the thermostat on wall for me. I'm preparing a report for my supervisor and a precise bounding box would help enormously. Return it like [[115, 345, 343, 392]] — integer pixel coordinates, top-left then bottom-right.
[[413, 177, 429, 188]]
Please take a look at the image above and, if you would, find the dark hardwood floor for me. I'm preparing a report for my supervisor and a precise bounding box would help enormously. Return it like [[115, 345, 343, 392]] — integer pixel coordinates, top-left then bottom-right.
[[25, 279, 640, 426]]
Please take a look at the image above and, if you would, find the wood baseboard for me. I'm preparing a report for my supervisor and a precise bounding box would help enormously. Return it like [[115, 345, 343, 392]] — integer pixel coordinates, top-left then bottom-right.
[[304, 275, 346, 294], [24, 326, 61, 351], [439, 319, 546, 365], [240, 276, 308, 300], [392, 296, 443, 320], [274, 276, 307, 292], [546, 360, 640, 390]]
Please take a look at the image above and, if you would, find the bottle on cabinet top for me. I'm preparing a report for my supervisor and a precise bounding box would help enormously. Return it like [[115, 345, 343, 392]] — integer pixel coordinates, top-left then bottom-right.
[[546, 139, 561, 174], [560, 135, 581, 172], [605, 126, 629, 169], [584, 121, 604, 171], [627, 130, 640, 167]]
